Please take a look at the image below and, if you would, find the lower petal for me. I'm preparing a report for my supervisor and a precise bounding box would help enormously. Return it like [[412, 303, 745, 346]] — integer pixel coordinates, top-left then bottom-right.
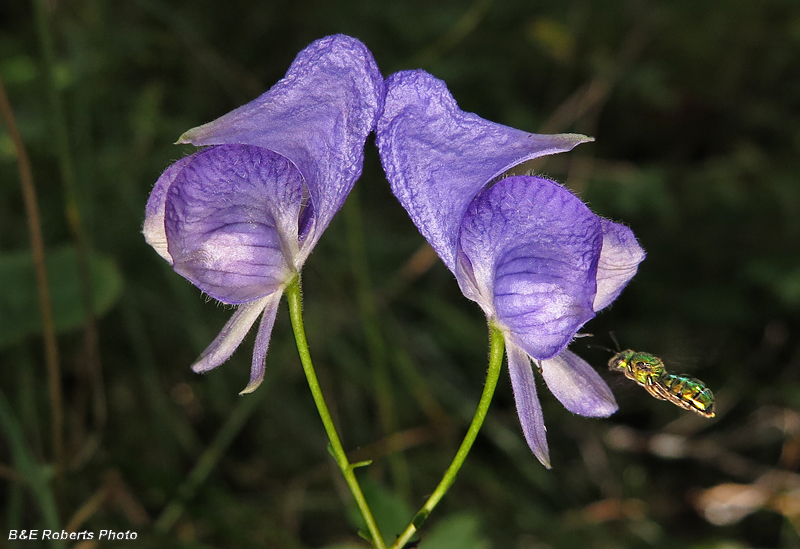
[[240, 291, 283, 395], [506, 339, 551, 468], [191, 294, 276, 373], [540, 350, 618, 417]]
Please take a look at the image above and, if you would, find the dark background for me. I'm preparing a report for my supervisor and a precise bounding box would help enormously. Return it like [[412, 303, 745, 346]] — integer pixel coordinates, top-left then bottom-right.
[[2, 0, 799, 547]]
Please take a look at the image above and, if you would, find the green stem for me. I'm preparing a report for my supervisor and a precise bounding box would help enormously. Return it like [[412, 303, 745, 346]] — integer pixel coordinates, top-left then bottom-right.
[[0, 73, 64, 498], [286, 277, 386, 549], [391, 323, 505, 549]]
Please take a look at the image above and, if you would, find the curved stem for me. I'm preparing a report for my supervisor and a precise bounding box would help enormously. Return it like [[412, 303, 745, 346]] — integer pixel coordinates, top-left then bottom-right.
[[286, 276, 386, 549], [33, 0, 106, 461], [391, 322, 505, 549]]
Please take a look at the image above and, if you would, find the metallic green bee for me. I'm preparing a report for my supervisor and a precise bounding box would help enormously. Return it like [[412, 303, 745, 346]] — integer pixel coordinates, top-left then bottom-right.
[[608, 350, 715, 418]]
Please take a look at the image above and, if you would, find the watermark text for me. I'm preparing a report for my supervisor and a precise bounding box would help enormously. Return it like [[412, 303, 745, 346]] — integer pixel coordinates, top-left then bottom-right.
[[8, 529, 138, 541]]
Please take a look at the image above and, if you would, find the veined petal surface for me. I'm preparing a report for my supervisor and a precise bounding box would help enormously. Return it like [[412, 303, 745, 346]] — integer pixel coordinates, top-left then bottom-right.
[[376, 70, 591, 272], [165, 145, 302, 304], [458, 176, 602, 360], [376, 70, 592, 271], [177, 34, 384, 262]]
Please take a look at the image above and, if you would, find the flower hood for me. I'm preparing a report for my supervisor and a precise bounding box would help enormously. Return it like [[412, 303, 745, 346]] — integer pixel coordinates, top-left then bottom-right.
[[376, 70, 645, 466], [144, 34, 384, 392]]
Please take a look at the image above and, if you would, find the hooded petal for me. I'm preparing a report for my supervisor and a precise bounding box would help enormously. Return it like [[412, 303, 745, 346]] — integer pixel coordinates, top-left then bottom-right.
[[506, 339, 550, 468], [593, 219, 646, 311], [164, 145, 302, 304], [540, 349, 618, 417], [177, 35, 384, 263], [376, 70, 592, 271], [458, 176, 602, 360], [191, 293, 277, 373]]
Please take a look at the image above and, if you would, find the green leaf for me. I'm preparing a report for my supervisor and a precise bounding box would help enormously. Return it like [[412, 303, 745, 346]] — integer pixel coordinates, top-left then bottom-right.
[[0, 246, 123, 347], [346, 477, 412, 541]]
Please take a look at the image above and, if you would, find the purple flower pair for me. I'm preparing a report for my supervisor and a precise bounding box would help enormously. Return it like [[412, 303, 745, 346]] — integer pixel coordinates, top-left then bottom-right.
[[144, 35, 645, 466]]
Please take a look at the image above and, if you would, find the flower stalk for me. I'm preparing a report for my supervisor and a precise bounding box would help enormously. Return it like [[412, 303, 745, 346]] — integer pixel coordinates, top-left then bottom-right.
[[391, 322, 505, 549], [286, 276, 386, 549]]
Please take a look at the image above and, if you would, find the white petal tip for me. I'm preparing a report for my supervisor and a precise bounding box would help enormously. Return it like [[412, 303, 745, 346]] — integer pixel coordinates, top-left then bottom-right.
[[176, 122, 213, 145], [536, 453, 552, 469], [175, 126, 204, 144], [561, 133, 595, 147], [238, 380, 262, 395], [175, 133, 192, 145], [598, 402, 619, 417]]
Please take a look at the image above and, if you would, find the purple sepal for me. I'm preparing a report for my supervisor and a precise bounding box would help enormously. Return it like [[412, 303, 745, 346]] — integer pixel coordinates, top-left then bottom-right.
[[458, 176, 602, 360], [240, 291, 282, 394], [593, 219, 646, 311], [143, 155, 194, 265], [540, 350, 618, 417], [376, 70, 592, 272], [191, 294, 277, 374], [177, 34, 384, 262], [506, 339, 551, 468], [164, 145, 301, 304]]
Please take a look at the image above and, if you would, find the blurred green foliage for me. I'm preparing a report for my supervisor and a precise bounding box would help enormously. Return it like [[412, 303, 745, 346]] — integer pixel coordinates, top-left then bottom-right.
[[0, 246, 122, 347], [1, 0, 799, 547]]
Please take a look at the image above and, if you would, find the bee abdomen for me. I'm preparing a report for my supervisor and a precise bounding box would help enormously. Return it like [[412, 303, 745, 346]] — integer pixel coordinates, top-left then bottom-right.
[[659, 373, 715, 418]]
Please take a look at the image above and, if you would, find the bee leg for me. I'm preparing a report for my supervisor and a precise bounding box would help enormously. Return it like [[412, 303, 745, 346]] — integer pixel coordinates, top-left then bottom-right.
[[643, 379, 668, 401]]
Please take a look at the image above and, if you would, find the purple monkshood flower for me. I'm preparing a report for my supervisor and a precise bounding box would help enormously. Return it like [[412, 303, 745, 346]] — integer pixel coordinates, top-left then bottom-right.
[[376, 70, 645, 467], [143, 35, 384, 393]]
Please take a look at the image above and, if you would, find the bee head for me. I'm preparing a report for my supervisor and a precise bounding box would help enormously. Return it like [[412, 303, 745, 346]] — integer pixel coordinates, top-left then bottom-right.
[[608, 349, 635, 372]]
